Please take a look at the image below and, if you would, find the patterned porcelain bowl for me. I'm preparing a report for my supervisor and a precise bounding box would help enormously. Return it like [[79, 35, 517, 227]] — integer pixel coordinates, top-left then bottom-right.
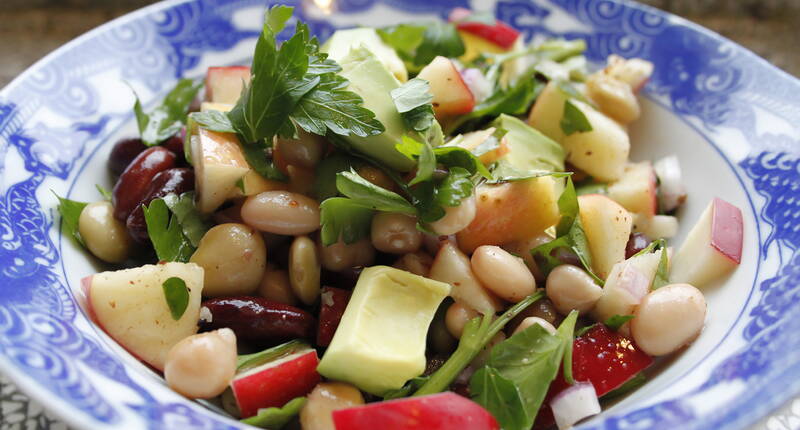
[[1, 0, 798, 429]]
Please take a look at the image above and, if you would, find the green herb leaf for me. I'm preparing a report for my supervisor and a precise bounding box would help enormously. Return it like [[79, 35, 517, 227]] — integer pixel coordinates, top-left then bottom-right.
[[319, 197, 375, 246], [435, 167, 474, 207], [383, 376, 429, 400], [142, 198, 195, 262], [488, 162, 572, 184], [377, 24, 426, 63], [556, 177, 579, 236], [604, 314, 635, 331], [53, 192, 88, 246], [189, 110, 237, 133], [575, 323, 597, 338], [391, 78, 435, 132], [448, 78, 542, 134], [314, 154, 361, 201], [162, 277, 190, 320], [238, 340, 308, 372], [95, 184, 112, 201], [132, 79, 202, 146], [575, 181, 608, 196], [415, 22, 465, 66], [161, 191, 212, 247], [653, 245, 670, 289], [558, 310, 579, 384], [434, 146, 492, 179], [396, 135, 436, 186], [560, 100, 592, 136], [336, 170, 416, 215], [241, 396, 306, 429], [240, 139, 287, 181], [470, 367, 529, 430]]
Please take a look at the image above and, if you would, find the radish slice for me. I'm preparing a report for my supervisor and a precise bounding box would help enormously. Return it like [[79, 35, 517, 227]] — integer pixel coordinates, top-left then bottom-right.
[[460, 68, 493, 103], [654, 155, 686, 213], [550, 382, 601, 430]]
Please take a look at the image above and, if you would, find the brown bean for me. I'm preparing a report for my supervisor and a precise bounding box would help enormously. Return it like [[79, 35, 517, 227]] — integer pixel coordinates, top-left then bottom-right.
[[318, 237, 375, 272], [108, 137, 146, 176], [288, 165, 316, 196], [356, 166, 396, 191], [113, 146, 176, 221], [258, 267, 297, 306], [275, 131, 326, 169], [126, 168, 195, 243], [241, 191, 321, 235], [393, 252, 433, 277], [506, 298, 560, 335], [200, 296, 316, 343]]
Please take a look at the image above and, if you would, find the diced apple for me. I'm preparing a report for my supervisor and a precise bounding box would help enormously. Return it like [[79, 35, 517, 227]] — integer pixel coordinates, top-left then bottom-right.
[[670, 198, 743, 286], [446, 127, 510, 165], [457, 176, 560, 253], [191, 128, 249, 213], [607, 162, 657, 217], [333, 392, 499, 430], [528, 81, 630, 182], [200, 102, 234, 112], [227, 171, 287, 199], [417, 56, 475, 117], [317, 287, 351, 347], [429, 242, 503, 314], [593, 249, 662, 322], [205, 66, 250, 104], [633, 214, 679, 239], [604, 55, 654, 93], [231, 345, 320, 418], [578, 194, 633, 279], [449, 8, 520, 50], [82, 262, 204, 371]]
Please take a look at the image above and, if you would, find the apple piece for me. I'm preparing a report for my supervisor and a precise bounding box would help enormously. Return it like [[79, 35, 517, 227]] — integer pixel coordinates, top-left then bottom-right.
[[191, 128, 249, 213], [449, 7, 520, 50], [227, 171, 287, 199], [83, 262, 204, 371], [317, 287, 351, 347], [593, 249, 662, 323], [670, 198, 743, 286], [205, 66, 250, 104], [457, 176, 560, 253], [200, 102, 234, 113], [417, 56, 475, 117], [605, 55, 654, 93], [607, 162, 657, 217], [429, 242, 503, 315], [528, 81, 630, 182], [445, 127, 510, 165], [232, 345, 320, 418], [333, 392, 499, 430], [578, 194, 634, 279], [633, 214, 679, 239]]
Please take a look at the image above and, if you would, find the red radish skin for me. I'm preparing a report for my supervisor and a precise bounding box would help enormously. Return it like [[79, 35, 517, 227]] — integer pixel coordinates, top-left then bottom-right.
[[448, 8, 520, 49], [317, 287, 351, 347], [710, 197, 743, 264], [332, 392, 500, 430], [232, 349, 320, 418]]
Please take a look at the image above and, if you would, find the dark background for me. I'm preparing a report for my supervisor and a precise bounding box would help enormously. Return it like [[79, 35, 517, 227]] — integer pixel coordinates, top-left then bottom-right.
[[0, 0, 798, 87]]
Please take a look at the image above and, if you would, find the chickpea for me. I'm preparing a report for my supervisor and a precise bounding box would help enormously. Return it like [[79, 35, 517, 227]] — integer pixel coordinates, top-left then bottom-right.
[[241, 191, 320, 235], [318, 237, 375, 272], [471, 246, 536, 303], [190, 223, 267, 297], [275, 130, 326, 169], [78, 201, 132, 263], [545, 264, 603, 315], [428, 194, 476, 236], [513, 316, 557, 336], [393, 252, 433, 277], [631, 283, 706, 356], [164, 329, 237, 399], [586, 73, 640, 124], [356, 165, 395, 191], [290, 236, 321, 305], [258, 266, 297, 306], [445, 301, 479, 339], [300, 382, 364, 430], [370, 213, 422, 254]]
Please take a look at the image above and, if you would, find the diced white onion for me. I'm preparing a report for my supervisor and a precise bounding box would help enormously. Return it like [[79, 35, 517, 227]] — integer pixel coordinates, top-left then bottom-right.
[[550, 382, 601, 430], [654, 155, 687, 213]]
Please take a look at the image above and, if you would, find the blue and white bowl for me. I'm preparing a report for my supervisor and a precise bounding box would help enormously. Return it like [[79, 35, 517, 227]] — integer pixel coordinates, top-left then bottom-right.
[[1, 0, 798, 428]]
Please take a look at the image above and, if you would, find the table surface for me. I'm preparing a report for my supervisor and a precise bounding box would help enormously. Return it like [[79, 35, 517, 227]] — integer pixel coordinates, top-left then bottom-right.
[[0, 1, 798, 429]]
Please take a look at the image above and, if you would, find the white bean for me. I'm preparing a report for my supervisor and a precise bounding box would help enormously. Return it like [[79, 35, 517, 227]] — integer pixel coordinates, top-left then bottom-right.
[[300, 382, 364, 430], [241, 191, 320, 235], [428, 194, 476, 236], [318, 237, 375, 272], [78, 201, 132, 263], [546, 264, 603, 315], [471, 245, 536, 303], [258, 267, 297, 306], [631, 283, 706, 356], [513, 316, 557, 336], [290, 236, 321, 305], [164, 329, 237, 399], [371, 212, 422, 254], [190, 223, 266, 297], [445, 301, 479, 339]]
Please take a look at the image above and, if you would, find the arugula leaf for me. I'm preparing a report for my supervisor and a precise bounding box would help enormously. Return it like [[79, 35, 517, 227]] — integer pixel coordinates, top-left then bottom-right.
[[142, 198, 195, 262], [336, 170, 416, 215], [319, 197, 375, 246], [241, 397, 306, 429], [556, 177, 579, 236], [238, 340, 308, 372], [447, 77, 542, 134], [396, 136, 436, 186], [605, 314, 635, 331], [560, 99, 592, 136], [161, 192, 212, 247], [415, 22, 465, 66], [95, 185, 112, 201], [558, 310, 579, 384], [189, 110, 236, 133], [470, 367, 528, 430], [391, 78, 435, 132], [132, 78, 202, 146], [53, 192, 88, 246], [162, 277, 190, 320], [314, 154, 361, 201]]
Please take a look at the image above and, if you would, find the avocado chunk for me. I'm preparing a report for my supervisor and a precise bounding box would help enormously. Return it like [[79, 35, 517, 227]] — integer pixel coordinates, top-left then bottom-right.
[[316, 266, 451, 395], [491, 114, 565, 174], [336, 47, 443, 172], [322, 27, 408, 82]]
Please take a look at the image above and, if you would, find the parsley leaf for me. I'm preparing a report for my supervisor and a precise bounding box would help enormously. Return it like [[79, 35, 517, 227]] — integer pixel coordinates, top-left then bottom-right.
[[189, 110, 236, 133], [142, 198, 195, 262], [448, 77, 542, 134], [162, 277, 190, 320], [435, 167, 474, 208], [319, 197, 375, 246], [53, 192, 88, 246], [434, 146, 492, 179], [314, 154, 361, 201], [391, 78, 435, 132], [239, 139, 287, 181], [379, 22, 465, 68], [161, 191, 212, 247], [560, 99, 592, 136], [336, 170, 416, 215], [132, 78, 202, 146], [605, 314, 635, 331], [470, 367, 528, 430], [241, 396, 306, 429], [396, 135, 436, 186]]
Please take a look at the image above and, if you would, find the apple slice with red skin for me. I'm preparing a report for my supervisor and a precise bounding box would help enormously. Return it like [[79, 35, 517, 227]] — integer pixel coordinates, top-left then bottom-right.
[[205, 66, 251, 104], [333, 392, 500, 430], [448, 8, 520, 50], [231, 345, 320, 418], [534, 324, 653, 428], [417, 56, 475, 117], [317, 287, 351, 347]]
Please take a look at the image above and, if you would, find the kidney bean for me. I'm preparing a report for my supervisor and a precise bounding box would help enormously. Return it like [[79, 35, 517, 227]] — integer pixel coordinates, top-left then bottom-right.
[[201, 296, 316, 343], [625, 232, 651, 259], [317, 287, 351, 347], [108, 137, 147, 176], [113, 146, 176, 221], [162, 135, 187, 166], [125, 168, 194, 243], [320, 266, 363, 290]]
